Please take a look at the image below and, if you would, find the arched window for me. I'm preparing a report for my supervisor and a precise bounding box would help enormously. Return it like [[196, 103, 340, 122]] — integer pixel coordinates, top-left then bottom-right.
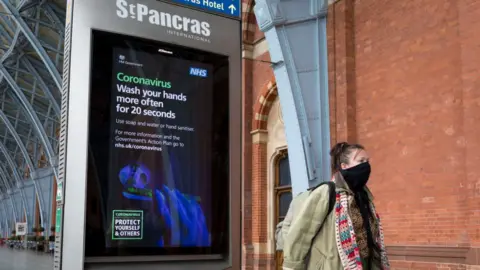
[[274, 150, 292, 270]]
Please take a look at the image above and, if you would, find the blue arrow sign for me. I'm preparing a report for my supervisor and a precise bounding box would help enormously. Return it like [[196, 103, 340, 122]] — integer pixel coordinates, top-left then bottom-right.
[[168, 0, 241, 18]]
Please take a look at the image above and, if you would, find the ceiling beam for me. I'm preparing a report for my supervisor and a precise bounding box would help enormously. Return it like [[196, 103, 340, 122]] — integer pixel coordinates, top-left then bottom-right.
[[0, 169, 17, 221], [0, 22, 60, 116], [47, 2, 65, 18], [0, 69, 58, 181], [0, 28, 21, 63], [42, 3, 65, 37], [0, 143, 29, 224], [22, 58, 60, 115], [0, 198, 12, 232], [0, 0, 62, 89], [0, 109, 45, 225]]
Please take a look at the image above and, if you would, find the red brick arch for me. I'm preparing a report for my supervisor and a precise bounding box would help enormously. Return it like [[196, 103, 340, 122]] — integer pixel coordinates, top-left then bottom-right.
[[252, 77, 278, 130], [248, 76, 278, 270], [242, 0, 257, 43]]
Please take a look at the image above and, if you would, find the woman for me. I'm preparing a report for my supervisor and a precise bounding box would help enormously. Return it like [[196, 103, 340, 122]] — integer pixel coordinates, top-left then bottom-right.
[[282, 142, 390, 270]]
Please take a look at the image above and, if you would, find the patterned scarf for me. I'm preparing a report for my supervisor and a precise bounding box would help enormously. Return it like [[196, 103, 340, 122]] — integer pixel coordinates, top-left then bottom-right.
[[333, 186, 390, 270]]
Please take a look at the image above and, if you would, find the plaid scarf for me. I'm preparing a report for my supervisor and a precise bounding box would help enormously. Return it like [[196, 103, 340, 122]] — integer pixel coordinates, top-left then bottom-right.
[[333, 186, 390, 270]]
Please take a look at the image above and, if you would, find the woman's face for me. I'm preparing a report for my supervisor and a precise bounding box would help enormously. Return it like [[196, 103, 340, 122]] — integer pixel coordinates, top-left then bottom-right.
[[341, 149, 370, 170]]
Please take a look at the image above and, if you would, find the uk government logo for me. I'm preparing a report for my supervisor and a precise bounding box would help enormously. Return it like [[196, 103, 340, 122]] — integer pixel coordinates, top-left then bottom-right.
[[118, 54, 143, 68], [116, 0, 212, 43], [119, 55, 126, 64]]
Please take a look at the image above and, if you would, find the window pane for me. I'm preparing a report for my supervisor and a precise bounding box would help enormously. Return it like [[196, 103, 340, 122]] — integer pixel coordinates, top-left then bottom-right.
[[279, 155, 291, 186], [279, 192, 292, 217]]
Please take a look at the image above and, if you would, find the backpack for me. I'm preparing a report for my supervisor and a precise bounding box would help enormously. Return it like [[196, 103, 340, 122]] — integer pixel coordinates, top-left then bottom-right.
[[275, 181, 336, 251]]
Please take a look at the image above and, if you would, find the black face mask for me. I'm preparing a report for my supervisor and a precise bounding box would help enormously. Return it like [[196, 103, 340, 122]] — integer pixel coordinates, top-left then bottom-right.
[[340, 162, 371, 191]]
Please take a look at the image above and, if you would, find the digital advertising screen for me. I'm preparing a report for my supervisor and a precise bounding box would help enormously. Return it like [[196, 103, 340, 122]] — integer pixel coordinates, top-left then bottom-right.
[[85, 30, 230, 258]]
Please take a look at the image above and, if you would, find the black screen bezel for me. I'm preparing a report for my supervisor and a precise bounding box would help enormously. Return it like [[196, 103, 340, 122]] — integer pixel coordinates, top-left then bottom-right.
[[84, 29, 230, 259]]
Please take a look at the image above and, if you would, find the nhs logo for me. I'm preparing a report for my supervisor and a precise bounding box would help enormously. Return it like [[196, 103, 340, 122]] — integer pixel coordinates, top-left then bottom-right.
[[189, 67, 208, 78]]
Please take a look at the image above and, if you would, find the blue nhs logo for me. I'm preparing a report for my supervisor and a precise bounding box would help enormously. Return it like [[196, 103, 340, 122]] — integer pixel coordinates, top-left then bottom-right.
[[189, 67, 208, 78]]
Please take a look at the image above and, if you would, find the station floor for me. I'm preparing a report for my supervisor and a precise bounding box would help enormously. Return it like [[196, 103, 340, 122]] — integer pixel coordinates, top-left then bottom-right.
[[0, 247, 53, 270]]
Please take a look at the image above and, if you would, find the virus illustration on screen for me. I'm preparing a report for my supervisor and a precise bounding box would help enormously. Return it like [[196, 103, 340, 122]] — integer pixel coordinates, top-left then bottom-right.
[[119, 163, 151, 188], [119, 164, 153, 200]]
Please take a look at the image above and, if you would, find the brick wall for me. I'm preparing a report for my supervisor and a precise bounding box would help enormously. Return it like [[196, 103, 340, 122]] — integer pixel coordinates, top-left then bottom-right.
[[244, 0, 480, 268], [242, 0, 276, 268], [458, 0, 480, 248], [329, 0, 480, 268]]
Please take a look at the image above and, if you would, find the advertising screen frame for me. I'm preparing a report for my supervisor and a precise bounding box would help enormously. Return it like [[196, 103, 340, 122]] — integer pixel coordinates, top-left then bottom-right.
[[59, 0, 241, 269], [85, 29, 230, 258]]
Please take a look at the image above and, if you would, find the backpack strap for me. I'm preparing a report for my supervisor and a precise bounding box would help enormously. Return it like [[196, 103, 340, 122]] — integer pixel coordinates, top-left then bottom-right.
[[325, 181, 336, 215], [308, 181, 336, 215]]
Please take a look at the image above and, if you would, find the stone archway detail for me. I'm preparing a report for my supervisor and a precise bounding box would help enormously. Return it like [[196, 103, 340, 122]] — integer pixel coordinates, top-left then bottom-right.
[[252, 78, 278, 131]]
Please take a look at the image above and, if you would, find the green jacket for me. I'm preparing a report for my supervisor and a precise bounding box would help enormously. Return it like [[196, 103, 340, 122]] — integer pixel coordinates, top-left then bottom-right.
[[276, 191, 310, 251], [283, 177, 382, 270]]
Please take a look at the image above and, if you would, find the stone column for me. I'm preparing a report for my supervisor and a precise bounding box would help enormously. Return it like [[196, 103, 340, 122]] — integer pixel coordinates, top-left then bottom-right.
[[242, 43, 255, 269], [250, 129, 274, 269]]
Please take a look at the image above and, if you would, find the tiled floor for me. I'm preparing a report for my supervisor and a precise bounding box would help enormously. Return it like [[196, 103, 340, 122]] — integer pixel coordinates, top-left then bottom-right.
[[0, 247, 53, 270]]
